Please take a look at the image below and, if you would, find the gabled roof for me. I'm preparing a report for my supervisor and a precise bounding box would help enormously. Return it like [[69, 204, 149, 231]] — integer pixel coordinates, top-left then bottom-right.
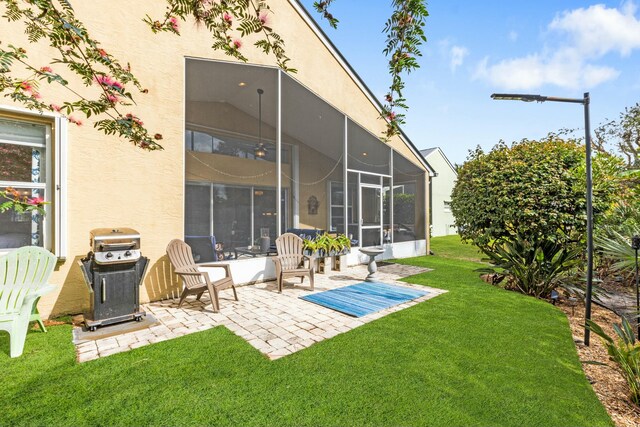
[[420, 148, 438, 157], [420, 147, 457, 176], [288, 0, 435, 177]]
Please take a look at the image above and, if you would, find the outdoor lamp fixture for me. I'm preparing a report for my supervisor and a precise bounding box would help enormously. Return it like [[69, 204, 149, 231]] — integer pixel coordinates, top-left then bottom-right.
[[632, 235, 640, 339], [491, 92, 594, 345], [254, 88, 267, 159]]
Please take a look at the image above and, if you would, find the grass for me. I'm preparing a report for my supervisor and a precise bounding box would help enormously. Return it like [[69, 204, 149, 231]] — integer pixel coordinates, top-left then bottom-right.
[[429, 234, 484, 261], [0, 236, 612, 426]]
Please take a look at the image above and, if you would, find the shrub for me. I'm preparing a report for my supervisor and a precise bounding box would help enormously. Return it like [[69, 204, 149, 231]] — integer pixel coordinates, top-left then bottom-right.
[[477, 233, 583, 298], [450, 137, 623, 254], [587, 318, 640, 406]]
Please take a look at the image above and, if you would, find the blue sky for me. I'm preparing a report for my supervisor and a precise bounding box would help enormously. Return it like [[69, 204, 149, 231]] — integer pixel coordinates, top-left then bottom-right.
[[299, 0, 640, 165]]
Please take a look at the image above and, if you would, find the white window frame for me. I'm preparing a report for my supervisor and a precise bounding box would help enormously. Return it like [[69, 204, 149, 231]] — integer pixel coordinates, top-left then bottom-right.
[[0, 106, 67, 258]]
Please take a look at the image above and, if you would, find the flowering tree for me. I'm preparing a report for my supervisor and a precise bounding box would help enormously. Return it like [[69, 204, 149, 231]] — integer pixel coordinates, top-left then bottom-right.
[[0, 0, 428, 149], [0, 187, 47, 215]]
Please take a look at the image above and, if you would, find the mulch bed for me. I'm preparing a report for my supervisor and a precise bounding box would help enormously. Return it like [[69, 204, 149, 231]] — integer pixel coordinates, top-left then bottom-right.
[[558, 299, 640, 427]]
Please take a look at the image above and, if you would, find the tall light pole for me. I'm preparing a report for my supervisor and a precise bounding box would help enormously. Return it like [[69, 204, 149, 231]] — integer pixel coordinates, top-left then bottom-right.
[[490, 92, 594, 346]]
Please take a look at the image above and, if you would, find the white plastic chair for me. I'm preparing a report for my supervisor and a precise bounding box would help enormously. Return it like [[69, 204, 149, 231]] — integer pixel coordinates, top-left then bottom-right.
[[0, 247, 56, 358]]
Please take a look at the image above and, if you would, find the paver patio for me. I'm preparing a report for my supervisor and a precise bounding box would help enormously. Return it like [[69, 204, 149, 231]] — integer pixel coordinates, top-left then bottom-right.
[[74, 263, 445, 363]]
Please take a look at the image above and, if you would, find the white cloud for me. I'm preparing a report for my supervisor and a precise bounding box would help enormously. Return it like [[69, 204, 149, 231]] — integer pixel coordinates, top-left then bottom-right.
[[475, 1, 640, 90], [475, 50, 620, 90], [450, 45, 469, 72], [549, 1, 640, 57], [437, 39, 469, 73]]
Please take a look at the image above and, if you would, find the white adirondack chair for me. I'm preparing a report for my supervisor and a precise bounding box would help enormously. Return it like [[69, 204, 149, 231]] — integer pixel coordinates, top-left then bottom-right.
[[0, 247, 56, 358]]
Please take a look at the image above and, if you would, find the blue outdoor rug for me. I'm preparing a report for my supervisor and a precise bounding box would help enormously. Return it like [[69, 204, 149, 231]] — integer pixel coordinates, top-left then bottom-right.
[[300, 282, 429, 317]]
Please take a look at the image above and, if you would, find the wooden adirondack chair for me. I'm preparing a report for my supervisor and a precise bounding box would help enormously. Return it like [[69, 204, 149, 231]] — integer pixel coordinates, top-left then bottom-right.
[[166, 239, 238, 312], [0, 247, 57, 358], [273, 233, 315, 293]]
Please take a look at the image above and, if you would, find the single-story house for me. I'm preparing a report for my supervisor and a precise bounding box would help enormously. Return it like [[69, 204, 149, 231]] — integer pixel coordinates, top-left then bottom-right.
[[420, 148, 457, 237], [0, 0, 434, 318]]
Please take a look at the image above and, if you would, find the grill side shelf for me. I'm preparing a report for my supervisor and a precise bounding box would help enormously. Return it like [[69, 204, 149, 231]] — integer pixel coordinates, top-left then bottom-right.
[[136, 256, 149, 287], [78, 257, 94, 295]]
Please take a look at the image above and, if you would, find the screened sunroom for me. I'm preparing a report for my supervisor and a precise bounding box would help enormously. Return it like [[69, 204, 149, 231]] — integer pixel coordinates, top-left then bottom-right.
[[184, 58, 427, 263]]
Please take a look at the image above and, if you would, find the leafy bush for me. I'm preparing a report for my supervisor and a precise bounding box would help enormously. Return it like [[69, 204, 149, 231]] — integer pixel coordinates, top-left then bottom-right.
[[477, 234, 583, 298], [450, 137, 623, 253], [587, 318, 640, 406]]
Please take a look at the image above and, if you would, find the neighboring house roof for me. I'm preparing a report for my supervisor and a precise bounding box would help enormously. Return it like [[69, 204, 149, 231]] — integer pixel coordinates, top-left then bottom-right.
[[289, 0, 435, 177], [420, 148, 438, 157], [420, 147, 457, 176]]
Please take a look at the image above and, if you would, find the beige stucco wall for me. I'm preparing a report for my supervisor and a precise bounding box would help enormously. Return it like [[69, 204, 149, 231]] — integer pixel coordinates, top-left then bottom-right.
[[0, 0, 429, 318]]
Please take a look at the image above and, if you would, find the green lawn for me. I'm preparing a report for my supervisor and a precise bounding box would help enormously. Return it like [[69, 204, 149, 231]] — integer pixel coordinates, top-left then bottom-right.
[[0, 236, 612, 426]]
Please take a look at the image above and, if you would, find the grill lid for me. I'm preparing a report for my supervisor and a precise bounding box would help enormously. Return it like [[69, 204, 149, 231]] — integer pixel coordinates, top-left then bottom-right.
[[90, 228, 141, 265]]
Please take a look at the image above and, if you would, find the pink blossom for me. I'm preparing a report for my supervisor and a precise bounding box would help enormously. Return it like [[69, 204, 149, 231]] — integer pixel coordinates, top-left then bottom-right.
[[27, 197, 45, 206], [19, 81, 33, 93], [125, 113, 143, 126], [95, 75, 124, 91], [98, 49, 108, 58], [68, 116, 82, 126], [169, 17, 179, 31], [106, 94, 119, 104], [40, 66, 53, 73], [258, 10, 269, 25], [32, 92, 42, 100], [223, 13, 232, 23], [387, 111, 396, 121], [233, 39, 242, 49], [50, 104, 62, 112]]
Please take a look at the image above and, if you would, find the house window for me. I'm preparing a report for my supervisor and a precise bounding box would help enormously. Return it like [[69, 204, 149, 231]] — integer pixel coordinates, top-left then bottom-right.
[[328, 181, 346, 233], [0, 116, 50, 250], [185, 182, 287, 257], [444, 201, 452, 212], [184, 128, 291, 163], [0, 111, 66, 256]]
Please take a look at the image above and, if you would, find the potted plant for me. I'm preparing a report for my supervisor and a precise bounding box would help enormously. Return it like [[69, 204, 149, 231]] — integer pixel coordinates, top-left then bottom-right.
[[302, 233, 351, 257]]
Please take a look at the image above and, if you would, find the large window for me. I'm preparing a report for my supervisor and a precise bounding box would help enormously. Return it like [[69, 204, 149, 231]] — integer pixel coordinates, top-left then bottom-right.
[[393, 151, 426, 243], [184, 59, 428, 255], [347, 119, 390, 176], [0, 116, 50, 250], [281, 74, 344, 234], [185, 182, 286, 254], [185, 59, 277, 253]]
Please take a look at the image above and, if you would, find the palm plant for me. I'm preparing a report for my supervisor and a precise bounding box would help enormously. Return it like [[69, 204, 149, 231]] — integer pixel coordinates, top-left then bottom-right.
[[477, 234, 583, 298], [596, 225, 639, 273], [587, 318, 640, 406]]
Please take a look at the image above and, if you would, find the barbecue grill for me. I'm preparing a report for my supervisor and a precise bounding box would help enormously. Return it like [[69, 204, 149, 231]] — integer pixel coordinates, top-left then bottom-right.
[[79, 228, 148, 331]]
